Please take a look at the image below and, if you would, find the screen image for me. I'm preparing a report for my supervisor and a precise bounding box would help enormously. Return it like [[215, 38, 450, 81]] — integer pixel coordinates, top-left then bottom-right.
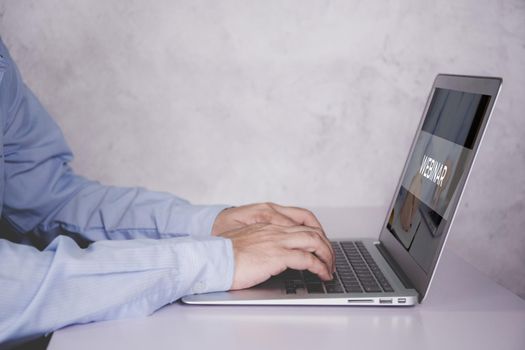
[[387, 88, 491, 273]]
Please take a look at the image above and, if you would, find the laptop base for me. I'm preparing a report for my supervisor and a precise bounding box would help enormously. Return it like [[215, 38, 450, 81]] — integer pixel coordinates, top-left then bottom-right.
[[182, 239, 419, 306]]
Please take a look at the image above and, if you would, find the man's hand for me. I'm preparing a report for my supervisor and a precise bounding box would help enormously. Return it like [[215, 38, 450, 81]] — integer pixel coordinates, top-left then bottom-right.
[[217, 223, 335, 290], [211, 202, 323, 235]]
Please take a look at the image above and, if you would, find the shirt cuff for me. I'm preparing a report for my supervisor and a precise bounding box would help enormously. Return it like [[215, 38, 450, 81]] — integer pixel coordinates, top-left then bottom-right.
[[172, 236, 235, 295], [161, 204, 231, 238]]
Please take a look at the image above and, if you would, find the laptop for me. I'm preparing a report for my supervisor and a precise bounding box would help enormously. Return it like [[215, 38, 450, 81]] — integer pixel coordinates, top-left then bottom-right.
[[182, 74, 502, 306]]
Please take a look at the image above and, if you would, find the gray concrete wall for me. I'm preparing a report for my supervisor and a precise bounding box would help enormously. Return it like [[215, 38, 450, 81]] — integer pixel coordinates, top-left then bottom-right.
[[1, 0, 524, 298]]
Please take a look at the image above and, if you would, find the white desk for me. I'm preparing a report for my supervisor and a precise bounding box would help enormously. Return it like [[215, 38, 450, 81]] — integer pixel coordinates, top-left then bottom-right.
[[48, 207, 525, 350]]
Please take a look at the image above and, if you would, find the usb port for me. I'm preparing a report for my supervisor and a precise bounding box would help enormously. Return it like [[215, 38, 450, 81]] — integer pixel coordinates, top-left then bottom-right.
[[398, 298, 407, 304], [379, 298, 393, 304]]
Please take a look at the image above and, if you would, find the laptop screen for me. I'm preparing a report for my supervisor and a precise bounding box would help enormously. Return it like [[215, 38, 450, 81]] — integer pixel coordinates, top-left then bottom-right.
[[386, 88, 491, 273]]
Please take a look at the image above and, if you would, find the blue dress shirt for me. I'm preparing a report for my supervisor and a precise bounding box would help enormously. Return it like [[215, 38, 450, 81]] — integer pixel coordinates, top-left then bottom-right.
[[0, 39, 234, 347]]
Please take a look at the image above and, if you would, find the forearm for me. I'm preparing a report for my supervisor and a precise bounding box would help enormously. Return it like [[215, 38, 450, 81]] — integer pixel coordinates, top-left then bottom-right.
[[0, 235, 233, 347], [34, 173, 230, 241]]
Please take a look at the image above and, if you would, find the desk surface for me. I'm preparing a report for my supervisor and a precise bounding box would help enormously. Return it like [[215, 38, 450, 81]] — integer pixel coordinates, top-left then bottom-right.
[[48, 207, 525, 350]]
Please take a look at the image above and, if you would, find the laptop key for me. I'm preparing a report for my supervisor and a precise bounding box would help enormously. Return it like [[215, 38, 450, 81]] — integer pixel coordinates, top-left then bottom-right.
[[306, 283, 325, 294], [342, 278, 360, 285], [284, 280, 297, 294], [363, 284, 382, 293], [325, 284, 344, 293], [344, 284, 363, 293], [340, 274, 358, 281], [324, 278, 339, 286]]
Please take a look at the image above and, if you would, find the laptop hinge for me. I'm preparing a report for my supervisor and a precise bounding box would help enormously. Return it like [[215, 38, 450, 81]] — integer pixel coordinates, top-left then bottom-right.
[[374, 242, 415, 290]]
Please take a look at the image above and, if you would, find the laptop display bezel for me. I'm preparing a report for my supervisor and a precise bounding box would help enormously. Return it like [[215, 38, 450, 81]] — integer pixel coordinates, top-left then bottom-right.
[[378, 74, 502, 302]]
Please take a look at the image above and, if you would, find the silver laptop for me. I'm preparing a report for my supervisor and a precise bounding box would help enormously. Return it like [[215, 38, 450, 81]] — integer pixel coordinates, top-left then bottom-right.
[[183, 74, 502, 306]]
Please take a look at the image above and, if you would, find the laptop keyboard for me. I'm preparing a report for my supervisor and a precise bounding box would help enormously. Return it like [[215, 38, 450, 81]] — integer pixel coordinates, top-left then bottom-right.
[[280, 241, 394, 294]]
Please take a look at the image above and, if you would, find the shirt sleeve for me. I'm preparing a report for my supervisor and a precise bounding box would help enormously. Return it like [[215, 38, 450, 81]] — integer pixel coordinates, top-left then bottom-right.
[[0, 39, 229, 243], [0, 234, 234, 347]]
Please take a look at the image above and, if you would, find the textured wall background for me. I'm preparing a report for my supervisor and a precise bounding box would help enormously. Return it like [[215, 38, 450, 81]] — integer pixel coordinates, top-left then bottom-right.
[[0, 0, 524, 298]]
